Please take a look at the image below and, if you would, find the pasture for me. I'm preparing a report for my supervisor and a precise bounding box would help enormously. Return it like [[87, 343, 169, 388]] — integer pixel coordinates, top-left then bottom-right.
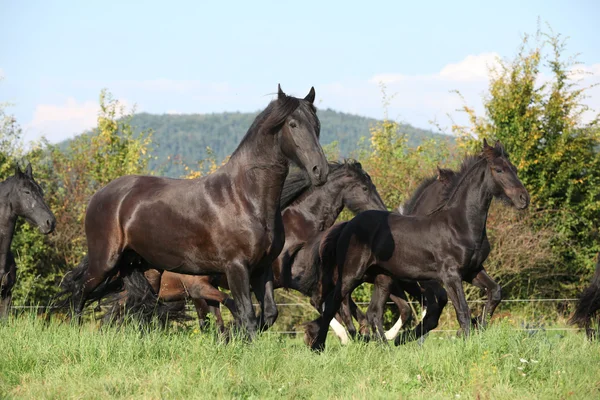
[[1, 313, 599, 399]]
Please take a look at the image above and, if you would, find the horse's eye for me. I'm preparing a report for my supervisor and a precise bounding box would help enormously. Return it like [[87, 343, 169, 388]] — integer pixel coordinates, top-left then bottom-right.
[[362, 186, 368, 192], [24, 191, 31, 194], [495, 168, 503, 174], [289, 121, 297, 128]]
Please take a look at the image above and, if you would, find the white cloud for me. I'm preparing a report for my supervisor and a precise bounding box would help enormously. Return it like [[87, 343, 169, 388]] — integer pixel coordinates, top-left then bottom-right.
[[24, 97, 133, 144], [370, 53, 502, 85], [328, 53, 599, 131]]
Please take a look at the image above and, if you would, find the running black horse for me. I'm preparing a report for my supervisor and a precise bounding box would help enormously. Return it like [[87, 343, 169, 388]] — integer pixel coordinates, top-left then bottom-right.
[[307, 140, 529, 351], [367, 160, 506, 343], [59, 85, 329, 339], [1, 164, 56, 317], [570, 253, 600, 339]]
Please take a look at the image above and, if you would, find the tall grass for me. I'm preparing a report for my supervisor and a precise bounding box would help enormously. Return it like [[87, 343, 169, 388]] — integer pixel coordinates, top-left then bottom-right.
[[1, 313, 599, 399]]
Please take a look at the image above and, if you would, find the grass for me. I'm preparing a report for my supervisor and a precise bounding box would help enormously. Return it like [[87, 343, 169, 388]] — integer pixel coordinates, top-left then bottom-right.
[[0, 313, 599, 399]]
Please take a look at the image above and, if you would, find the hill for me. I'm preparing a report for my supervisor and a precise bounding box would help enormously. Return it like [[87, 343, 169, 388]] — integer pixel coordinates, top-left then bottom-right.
[[127, 109, 451, 177]]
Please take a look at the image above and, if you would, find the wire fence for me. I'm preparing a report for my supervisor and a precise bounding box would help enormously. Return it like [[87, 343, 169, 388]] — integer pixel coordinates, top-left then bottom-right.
[[9, 297, 585, 335]]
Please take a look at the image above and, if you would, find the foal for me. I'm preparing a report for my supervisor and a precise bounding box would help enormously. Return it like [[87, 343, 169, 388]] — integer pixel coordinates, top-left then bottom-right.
[[0, 164, 56, 316], [308, 140, 529, 351]]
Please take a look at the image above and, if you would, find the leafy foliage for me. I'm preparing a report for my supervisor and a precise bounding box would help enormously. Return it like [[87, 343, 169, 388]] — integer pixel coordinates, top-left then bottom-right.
[[453, 30, 600, 295], [8, 90, 152, 305]]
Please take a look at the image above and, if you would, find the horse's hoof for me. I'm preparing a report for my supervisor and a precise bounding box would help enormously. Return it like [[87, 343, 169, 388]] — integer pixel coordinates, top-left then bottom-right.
[[304, 321, 320, 347]]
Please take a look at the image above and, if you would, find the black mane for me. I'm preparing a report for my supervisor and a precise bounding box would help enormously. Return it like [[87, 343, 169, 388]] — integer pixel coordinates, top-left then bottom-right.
[[400, 175, 439, 215], [401, 152, 498, 215]]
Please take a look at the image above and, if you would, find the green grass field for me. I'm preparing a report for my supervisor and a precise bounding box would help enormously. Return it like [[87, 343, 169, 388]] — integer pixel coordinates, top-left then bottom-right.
[[1, 313, 599, 399]]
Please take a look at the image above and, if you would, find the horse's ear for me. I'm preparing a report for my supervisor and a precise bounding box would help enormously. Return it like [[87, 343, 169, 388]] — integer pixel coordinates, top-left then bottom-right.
[[437, 167, 454, 184], [482, 138, 496, 161], [25, 162, 33, 178], [494, 140, 505, 156], [14, 164, 23, 177], [278, 84, 286, 101], [304, 87, 316, 104], [482, 138, 492, 150]]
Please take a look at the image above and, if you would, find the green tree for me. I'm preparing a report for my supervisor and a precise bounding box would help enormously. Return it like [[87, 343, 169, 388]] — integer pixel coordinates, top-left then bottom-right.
[[10, 89, 153, 305], [453, 29, 600, 294]]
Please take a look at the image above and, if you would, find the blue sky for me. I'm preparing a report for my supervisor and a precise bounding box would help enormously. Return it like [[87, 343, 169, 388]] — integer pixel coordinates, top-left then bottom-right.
[[1, 0, 599, 143]]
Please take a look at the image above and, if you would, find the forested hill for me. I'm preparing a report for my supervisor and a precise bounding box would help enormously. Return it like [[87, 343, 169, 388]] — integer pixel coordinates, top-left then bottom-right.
[[130, 109, 452, 177]]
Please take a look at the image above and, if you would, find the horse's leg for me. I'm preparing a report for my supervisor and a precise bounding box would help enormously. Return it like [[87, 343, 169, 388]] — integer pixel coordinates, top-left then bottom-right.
[[470, 269, 501, 328], [225, 261, 257, 339], [250, 265, 278, 331], [329, 314, 350, 344], [349, 297, 370, 339], [367, 276, 392, 341], [209, 302, 225, 332], [386, 293, 413, 340], [442, 270, 471, 337], [395, 282, 448, 345], [192, 297, 211, 331], [310, 274, 363, 351], [73, 247, 121, 323], [0, 252, 16, 319], [338, 295, 357, 340], [186, 277, 237, 331]]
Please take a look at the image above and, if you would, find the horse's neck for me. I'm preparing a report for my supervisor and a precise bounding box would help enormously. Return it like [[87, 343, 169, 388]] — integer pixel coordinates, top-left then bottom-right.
[[448, 163, 492, 245], [411, 184, 444, 216], [293, 178, 345, 232], [226, 136, 289, 226]]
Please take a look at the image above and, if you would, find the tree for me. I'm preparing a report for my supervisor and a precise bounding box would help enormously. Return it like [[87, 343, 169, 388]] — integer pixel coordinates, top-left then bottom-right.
[[453, 29, 600, 294], [11, 89, 153, 305]]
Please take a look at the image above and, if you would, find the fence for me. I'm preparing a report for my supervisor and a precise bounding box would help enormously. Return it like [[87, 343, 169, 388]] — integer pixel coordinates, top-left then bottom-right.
[[9, 297, 584, 335]]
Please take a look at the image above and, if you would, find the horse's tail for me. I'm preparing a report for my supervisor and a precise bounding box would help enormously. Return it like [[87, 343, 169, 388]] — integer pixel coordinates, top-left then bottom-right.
[[569, 254, 600, 333], [319, 222, 348, 276], [314, 222, 348, 307], [53, 256, 124, 313], [119, 268, 189, 326]]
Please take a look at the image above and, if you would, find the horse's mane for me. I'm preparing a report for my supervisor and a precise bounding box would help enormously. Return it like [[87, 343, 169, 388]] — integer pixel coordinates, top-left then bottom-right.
[[280, 168, 313, 209], [400, 147, 508, 216], [438, 154, 485, 205], [232, 92, 317, 158], [279, 159, 370, 209], [400, 175, 439, 215], [429, 145, 509, 214]]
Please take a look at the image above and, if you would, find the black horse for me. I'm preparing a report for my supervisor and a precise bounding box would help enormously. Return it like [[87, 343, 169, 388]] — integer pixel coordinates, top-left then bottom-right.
[[0, 164, 56, 317], [307, 140, 529, 351], [59, 85, 329, 339], [367, 160, 506, 343], [570, 253, 600, 339]]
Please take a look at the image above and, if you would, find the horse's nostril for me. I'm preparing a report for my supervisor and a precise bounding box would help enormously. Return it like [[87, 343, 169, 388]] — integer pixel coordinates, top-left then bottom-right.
[[46, 220, 51, 227]]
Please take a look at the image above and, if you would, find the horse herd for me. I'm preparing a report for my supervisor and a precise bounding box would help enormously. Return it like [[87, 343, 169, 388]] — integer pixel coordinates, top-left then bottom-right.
[[1, 85, 598, 351]]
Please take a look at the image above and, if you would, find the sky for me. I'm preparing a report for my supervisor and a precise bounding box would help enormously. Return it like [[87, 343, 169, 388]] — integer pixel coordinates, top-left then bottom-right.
[[1, 0, 599, 144]]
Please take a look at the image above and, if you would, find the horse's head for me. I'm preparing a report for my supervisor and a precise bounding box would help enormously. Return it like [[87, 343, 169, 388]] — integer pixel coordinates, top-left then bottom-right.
[[277, 85, 328, 186], [482, 139, 529, 210], [9, 163, 56, 234], [339, 160, 387, 213]]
